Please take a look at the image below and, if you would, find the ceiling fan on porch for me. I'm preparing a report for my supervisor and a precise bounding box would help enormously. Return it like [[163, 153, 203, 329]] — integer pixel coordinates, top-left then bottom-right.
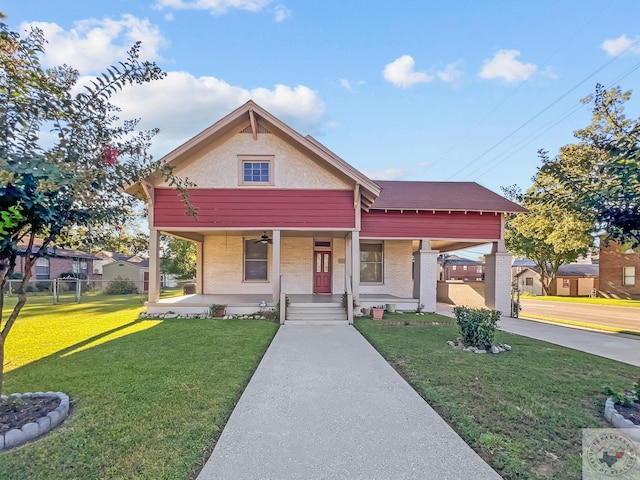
[[254, 232, 273, 244]]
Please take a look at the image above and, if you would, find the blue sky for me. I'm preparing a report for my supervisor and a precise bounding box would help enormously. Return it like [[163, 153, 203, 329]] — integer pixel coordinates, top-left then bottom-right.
[[4, 0, 640, 198]]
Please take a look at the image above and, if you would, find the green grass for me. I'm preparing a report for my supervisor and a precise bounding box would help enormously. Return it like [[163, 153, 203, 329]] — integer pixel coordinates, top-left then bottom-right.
[[522, 294, 640, 307], [355, 318, 640, 480], [1, 293, 278, 479]]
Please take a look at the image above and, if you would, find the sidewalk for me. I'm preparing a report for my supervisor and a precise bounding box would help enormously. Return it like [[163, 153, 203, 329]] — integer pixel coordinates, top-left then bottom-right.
[[197, 325, 502, 480], [436, 304, 640, 367]]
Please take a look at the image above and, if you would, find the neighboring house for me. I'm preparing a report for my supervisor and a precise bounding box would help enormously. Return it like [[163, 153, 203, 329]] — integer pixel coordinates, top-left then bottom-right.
[[15, 239, 95, 280], [126, 101, 525, 318], [514, 263, 599, 297], [102, 256, 150, 293], [93, 251, 132, 275], [514, 267, 544, 296], [439, 255, 484, 281], [550, 264, 599, 297], [599, 241, 640, 299]]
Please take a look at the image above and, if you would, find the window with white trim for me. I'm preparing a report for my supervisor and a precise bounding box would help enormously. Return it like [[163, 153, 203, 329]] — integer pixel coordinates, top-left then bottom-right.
[[360, 242, 383, 283], [623, 266, 635, 286], [244, 239, 268, 281], [35, 257, 50, 279], [239, 155, 273, 185], [476, 266, 483, 273]]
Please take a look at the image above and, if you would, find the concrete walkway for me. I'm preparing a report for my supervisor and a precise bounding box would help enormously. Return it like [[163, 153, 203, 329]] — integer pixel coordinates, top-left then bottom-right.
[[197, 325, 502, 480], [436, 304, 640, 367]]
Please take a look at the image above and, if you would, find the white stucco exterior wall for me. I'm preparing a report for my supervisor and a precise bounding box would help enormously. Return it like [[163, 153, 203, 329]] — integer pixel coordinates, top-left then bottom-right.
[[158, 132, 351, 190]]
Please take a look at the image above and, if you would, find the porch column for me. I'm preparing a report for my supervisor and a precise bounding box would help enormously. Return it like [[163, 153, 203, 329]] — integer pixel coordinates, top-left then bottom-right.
[[148, 228, 161, 303], [351, 231, 360, 304], [416, 240, 438, 313], [484, 241, 512, 314], [195, 240, 203, 295], [272, 230, 281, 302]]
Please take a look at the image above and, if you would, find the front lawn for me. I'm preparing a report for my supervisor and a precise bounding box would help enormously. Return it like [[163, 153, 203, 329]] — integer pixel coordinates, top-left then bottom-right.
[[1, 294, 278, 479], [356, 318, 640, 480]]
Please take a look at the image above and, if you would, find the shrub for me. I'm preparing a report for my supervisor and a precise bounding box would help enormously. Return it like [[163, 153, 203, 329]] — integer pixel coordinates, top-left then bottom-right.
[[453, 306, 500, 349], [35, 281, 52, 292], [105, 276, 138, 295]]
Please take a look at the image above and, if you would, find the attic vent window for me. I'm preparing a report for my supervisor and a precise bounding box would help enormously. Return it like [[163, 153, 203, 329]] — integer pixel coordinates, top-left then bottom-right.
[[240, 124, 271, 134]]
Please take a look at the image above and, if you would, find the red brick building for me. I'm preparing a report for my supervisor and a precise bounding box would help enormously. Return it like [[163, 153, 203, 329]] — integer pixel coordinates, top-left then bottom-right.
[[15, 241, 96, 280], [599, 241, 640, 299]]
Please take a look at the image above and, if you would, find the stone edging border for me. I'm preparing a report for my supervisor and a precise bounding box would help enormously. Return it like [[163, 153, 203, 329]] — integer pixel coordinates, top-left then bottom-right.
[[0, 392, 70, 450], [604, 397, 640, 442]]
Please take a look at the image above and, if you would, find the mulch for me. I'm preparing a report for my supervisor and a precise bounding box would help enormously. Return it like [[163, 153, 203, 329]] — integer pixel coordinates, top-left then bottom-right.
[[0, 396, 61, 434]]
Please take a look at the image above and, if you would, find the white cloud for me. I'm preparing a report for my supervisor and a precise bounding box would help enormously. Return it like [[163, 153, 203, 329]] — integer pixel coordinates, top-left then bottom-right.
[[436, 61, 464, 83], [340, 79, 352, 91], [362, 168, 406, 180], [274, 4, 292, 22], [478, 49, 537, 83], [383, 55, 433, 88], [106, 72, 325, 155], [601, 34, 640, 56], [21, 16, 168, 73], [418, 161, 430, 167], [154, 0, 273, 15]]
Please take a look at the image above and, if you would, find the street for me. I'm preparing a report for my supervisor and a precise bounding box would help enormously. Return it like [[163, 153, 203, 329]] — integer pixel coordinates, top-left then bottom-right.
[[519, 299, 639, 332]]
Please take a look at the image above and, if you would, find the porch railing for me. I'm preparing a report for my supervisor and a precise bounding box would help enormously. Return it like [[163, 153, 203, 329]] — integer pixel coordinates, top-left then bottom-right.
[[279, 275, 287, 325], [345, 274, 354, 324]]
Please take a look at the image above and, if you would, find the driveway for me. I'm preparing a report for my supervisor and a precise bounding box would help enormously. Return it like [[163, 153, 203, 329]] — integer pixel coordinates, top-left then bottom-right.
[[197, 325, 502, 480], [519, 299, 640, 332]]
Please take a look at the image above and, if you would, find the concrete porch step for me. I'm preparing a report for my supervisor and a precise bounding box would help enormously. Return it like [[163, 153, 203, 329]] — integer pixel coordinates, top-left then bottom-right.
[[285, 319, 350, 326], [285, 303, 348, 325]]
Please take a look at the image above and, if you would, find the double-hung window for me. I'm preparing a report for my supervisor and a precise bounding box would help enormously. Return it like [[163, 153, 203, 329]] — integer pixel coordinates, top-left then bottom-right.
[[623, 266, 636, 286], [360, 242, 383, 283], [35, 258, 50, 279], [244, 240, 268, 281]]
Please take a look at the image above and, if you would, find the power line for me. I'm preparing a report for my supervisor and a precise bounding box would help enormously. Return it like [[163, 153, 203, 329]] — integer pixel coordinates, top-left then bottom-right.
[[446, 36, 640, 181]]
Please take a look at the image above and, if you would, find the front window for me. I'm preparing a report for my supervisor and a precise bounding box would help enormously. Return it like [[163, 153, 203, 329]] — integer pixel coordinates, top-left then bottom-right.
[[360, 242, 383, 283], [72, 259, 88, 275], [476, 266, 483, 274], [562, 279, 570, 288], [244, 240, 268, 281], [35, 257, 50, 279], [623, 266, 636, 286]]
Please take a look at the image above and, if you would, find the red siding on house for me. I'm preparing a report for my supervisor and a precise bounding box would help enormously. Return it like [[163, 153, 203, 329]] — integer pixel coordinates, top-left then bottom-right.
[[361, 210, 501, 239], [154, 188, 356, 229]]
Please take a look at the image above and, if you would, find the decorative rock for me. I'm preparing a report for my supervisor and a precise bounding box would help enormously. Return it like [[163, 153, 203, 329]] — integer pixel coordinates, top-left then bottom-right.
[[164, 313, 179, 318], [47, 409, 63, 429], [502, 344, 512, 351], [446, 340, 455, 347], [21, 422, 39, 442], [36, 416, 51, 435], [475, 349, 487, 354], [454, 343, 464, 350], [490, 346, 500, 354], [4, 429, 23, 449]]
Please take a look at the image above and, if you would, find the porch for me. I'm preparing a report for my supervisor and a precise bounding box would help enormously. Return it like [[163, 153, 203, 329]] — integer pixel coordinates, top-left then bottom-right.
[[145, 293, 420, 317]]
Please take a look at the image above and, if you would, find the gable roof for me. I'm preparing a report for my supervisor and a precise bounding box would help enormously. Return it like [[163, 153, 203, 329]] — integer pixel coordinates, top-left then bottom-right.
[[130, 100, 381, 208], [371, 181, 526, 213], [557, 264, 599, 277]]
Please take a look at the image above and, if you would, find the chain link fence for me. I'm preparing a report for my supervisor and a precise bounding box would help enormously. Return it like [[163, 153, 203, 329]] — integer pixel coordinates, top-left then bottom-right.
[[3, 278, 148, 303]]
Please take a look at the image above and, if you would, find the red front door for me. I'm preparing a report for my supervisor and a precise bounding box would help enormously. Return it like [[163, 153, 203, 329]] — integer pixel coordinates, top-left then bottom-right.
[[314, 251, 332, 293]]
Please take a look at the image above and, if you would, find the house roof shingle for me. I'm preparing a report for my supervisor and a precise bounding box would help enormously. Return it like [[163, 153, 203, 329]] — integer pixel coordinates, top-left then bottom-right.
[[371, 181, 527, 213]]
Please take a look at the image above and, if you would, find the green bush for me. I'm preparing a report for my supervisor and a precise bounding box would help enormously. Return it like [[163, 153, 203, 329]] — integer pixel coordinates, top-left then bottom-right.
[[35, 281, 52, 292], [105, 276, 138, 295], [453, 306, 500, 349]]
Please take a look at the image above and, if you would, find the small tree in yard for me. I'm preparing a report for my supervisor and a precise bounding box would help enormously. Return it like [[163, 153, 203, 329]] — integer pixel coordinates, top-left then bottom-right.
[[0, 22, 193, 396], [503, 181, 594, 296]]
